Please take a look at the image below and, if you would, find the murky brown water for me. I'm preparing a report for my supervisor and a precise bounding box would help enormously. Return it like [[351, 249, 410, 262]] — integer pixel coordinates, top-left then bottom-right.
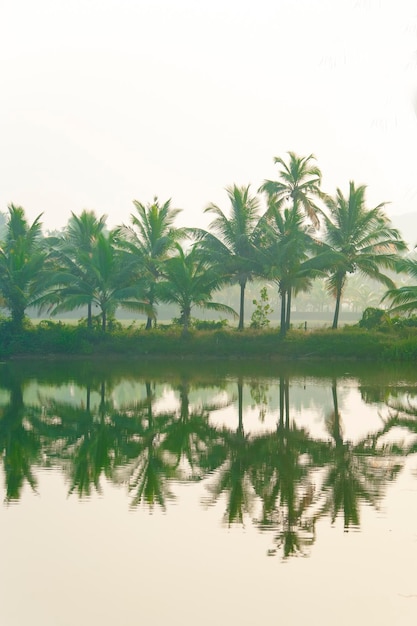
[[1, 359, 417, 626]]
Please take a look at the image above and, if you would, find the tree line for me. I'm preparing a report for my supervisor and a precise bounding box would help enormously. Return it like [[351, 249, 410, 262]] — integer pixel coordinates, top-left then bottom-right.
[[0, 152, 415, 337]]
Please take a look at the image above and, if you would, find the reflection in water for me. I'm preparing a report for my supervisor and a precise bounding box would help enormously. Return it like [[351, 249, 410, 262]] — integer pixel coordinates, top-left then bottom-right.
[[0, 360, 413, 560]]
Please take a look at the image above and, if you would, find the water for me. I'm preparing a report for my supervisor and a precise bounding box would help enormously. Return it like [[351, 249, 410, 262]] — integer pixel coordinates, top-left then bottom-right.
[[1, 358, 417, 626]]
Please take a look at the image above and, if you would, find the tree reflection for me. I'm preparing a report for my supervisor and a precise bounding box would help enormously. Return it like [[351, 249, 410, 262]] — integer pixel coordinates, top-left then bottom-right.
[[0, 377, 42, 502], [0, 363, 412, 561], [204, 379, 258, 525], [163, 377, 229, 480], [252, 376, 319, 559], [319, 379, 403, 530], [41, 379, 126, 497], [115, 381, 179, 510]]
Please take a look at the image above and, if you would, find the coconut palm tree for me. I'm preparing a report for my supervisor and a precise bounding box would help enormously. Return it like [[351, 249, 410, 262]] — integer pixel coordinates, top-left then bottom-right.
[[63, 210, 107, 326], [195, 184, 263, 330], [157, 243, 238, 336], [46, 230, 153, 331], [382, 256, 417, 315], [41, 210, 109, 328], [118, 197, 186, 329], [259, 152, 324, 228], [0, 204, 50, 330], [321, 181, 407, 329], [259, 204, 326, 336]]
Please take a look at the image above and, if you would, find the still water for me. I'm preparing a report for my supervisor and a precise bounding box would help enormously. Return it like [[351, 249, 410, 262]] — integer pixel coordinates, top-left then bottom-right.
[[1, 358, 417, 626]]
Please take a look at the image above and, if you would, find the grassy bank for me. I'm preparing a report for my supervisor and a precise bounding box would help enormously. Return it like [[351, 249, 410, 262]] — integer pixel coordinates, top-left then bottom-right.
[[1, 319, 417, 361]]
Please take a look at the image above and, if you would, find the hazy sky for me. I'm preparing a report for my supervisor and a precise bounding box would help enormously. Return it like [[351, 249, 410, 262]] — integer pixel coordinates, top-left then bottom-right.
[[1, 0, 417, 232]]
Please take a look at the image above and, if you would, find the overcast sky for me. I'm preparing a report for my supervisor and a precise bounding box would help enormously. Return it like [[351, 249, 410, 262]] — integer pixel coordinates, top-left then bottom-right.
[[1, 0, 416, 232]]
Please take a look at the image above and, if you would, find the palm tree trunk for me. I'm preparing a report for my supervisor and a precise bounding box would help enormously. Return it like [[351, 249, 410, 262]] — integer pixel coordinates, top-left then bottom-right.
[[280, 287, 287, 337], [332, 283, 343, 329], [286, 288, 292, 331], [12, 305, 25, 332], [181, 306, 191, 337], [87, 303, 92, 328], [238, 280, 246, 330]]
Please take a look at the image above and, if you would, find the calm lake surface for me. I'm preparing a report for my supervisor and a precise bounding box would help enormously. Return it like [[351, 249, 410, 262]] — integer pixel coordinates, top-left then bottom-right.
[[1, 358, 417, 626]]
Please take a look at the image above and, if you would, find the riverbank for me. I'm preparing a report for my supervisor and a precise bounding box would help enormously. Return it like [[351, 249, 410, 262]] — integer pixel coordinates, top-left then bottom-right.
[[1, 322, 417, 361]]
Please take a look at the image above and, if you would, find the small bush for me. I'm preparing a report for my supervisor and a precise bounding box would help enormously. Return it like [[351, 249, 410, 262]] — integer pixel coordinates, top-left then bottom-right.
[[358, 307, 390, 330]]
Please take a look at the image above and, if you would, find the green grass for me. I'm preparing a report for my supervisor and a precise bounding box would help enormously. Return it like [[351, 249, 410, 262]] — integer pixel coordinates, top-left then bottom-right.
[[2, 318, 417, 361]]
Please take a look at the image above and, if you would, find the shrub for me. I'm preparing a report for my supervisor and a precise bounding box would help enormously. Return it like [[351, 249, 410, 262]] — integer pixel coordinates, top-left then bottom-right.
[[358, 307, 390, 330]]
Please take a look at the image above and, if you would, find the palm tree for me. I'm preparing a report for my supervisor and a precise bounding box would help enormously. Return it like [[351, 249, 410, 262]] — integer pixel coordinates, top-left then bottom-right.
[[259, 205, 326, 336], [259, 152, 324, 228], [382, 256, 417, 315], [46, 230, 153, 331], [0, 204, 49, 330], [321, 181, 407, 328], [118, 197, 185, 329], [157, 243, 238, 336], [63, 210, 107, 327], [195, 184, 263, 330]]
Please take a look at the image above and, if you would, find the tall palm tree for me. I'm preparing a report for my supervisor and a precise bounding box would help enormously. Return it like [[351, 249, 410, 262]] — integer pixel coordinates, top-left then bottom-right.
[[259, 152, 324, 228], [118, 197, 185, 329], [259, 205, 326, 336], [0, 204, 49, 330], [157, 243, 238, 336], [196, 184, 263, 330], [321, 181, 407, 328]]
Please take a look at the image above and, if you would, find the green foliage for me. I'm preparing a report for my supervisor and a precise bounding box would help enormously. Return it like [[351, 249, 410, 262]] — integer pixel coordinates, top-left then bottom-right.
[[171, 317, 229, 330], [321, 182, 406, 329], [358, 307, 390, 330], [250, 287, 273, 329]]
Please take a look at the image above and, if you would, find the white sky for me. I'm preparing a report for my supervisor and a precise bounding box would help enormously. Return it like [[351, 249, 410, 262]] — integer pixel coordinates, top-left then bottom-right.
[[1, 0, 417, 232]]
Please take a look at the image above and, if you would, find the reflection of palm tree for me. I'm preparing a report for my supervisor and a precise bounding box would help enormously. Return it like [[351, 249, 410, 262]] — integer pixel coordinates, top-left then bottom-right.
[[320, 379, 403, 530], [162, 378, 225, 481], [42, 380, 124, 497], [123, 382, 179, 510], [378, 392, 417, 456], [252, 376, 318, 558], [204, 380, 257, 525], [0, 378, 42, 501]]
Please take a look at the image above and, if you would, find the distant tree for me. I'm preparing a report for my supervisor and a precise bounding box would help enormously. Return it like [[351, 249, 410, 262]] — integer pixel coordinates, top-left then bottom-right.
[[46, 230, 152, 331], [259, 152, 324, 228], [321, 182, 407, 329], [382, 257, 417, 315], [157, 243, 238, 336], [0, 204, 50, 329], [259, 204, 326, 336], [195, 184, 263, 330], [44, 210, 108, 327], [117, 197, 186, 329]]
